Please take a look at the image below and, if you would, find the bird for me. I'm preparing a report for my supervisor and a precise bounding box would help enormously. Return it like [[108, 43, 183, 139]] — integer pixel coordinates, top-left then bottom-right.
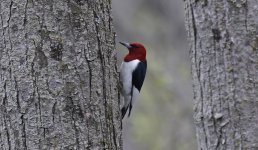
[[119, 42, 147, 119]]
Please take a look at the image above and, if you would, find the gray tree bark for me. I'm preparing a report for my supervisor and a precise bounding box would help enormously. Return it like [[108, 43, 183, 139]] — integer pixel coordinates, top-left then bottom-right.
[[0, 0, 121, 149], [185, 0, 258, 150]]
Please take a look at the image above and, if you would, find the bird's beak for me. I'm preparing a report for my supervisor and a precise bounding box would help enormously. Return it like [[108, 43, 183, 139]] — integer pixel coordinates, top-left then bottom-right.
[[119, 42, 132, 49]]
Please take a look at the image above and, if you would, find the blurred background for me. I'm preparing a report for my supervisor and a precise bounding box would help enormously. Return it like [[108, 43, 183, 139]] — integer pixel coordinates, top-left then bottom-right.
[[112, 0, 197, 150]]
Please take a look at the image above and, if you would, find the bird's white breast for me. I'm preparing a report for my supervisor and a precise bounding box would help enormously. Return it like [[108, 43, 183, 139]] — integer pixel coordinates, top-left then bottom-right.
[[119, 59, 140, 95]]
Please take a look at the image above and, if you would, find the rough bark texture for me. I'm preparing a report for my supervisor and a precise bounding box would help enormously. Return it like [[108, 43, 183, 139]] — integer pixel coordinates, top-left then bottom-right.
[[185, 0, 258, 150], [0, 0, 121, 149]]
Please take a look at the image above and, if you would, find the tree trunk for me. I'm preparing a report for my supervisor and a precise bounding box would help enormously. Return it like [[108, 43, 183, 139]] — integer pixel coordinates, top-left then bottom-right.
[[0, 0, 121, 149], [185, 0, 258, 149]]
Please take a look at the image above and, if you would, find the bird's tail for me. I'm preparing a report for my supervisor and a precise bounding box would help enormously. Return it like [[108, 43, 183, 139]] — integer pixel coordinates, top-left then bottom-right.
[[121, 106, 128, 119], [128, 103, 132, 117], [121, 102, 133, 119]]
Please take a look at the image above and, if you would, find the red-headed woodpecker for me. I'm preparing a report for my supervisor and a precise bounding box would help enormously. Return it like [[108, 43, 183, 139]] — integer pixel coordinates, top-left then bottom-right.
[[119, 42, 147, 119]]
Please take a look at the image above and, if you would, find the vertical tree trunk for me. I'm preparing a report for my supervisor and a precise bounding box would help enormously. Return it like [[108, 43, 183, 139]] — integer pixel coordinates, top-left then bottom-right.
[[0, 0, 121, 149], [185, 0, 258, 149]]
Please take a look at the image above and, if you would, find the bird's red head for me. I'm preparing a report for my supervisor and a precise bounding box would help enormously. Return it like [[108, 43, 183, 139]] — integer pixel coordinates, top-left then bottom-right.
[[119, 42, 147, 62]]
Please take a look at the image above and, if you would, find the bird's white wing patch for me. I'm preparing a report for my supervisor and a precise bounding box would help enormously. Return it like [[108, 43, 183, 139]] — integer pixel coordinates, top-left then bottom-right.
[[119, 60, 140, 94], [131, 86, 140, 106]]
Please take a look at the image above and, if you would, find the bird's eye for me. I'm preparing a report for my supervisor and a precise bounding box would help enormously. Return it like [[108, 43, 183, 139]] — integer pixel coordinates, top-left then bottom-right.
[[131, 45, 139, 48]]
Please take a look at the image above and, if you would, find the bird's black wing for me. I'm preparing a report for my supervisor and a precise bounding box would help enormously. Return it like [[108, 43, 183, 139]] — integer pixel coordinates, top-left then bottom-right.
[[127, 61, 147, 117], [132, 61, 147, 92]]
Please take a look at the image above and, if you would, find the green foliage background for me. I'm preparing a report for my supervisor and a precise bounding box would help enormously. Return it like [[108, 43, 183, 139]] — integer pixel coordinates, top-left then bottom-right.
[[113, 0, 197, 149]]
